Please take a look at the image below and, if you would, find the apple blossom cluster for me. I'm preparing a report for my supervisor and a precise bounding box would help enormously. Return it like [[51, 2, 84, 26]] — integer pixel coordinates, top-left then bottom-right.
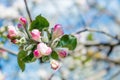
[[7, 15, 77, 71]]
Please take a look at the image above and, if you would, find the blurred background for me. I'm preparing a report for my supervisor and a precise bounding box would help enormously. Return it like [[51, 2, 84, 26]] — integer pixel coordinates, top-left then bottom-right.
[[1, 0, 120, 80]]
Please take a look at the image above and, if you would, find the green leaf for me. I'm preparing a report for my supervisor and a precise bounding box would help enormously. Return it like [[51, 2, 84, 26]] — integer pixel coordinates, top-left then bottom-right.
[[30, 15, 49, 31], [51, 51, 59, 60], [87, 33, 93, 41], [57, 35, 77, 50], [17, 50, 27, 72], [42, 56, 50, 62], [22, 53, 36, 63], [18, 58, 25, 72]]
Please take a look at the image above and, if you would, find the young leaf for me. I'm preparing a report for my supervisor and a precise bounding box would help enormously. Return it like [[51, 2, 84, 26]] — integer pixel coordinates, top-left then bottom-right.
[[22, 45, 37, 63], [30, 15, 49, 31], [51, 51, 59, 60], [17, 50, 27, 72], [42, 56, 50, 62], [87, 33, 93, 41], [57, 35, 77, 50]]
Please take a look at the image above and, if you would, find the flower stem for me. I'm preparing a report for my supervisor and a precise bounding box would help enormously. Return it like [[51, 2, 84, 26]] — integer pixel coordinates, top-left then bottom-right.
[[24, 26, 31, 39], [24, 0, 32, 23]]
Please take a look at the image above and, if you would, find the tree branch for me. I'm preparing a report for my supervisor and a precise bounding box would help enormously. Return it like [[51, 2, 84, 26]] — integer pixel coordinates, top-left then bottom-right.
[[0, 46, 17, 55], [107, 46, 114, 56], [24, 0, 32, 23], [80, 41, 120, 47], [75, 28, 118, 40], [94, 56, 120, 65], [48, 73, 54, 80]]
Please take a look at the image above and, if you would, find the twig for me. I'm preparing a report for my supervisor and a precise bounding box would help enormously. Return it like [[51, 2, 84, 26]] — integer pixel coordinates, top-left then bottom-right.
[[95, 56, 120, 65], [81, 41, 120, 47], [48, 73, 54, 80], [24, 0, 32, 23], [75, 28, 88, 34], [107, 46, 114, 56], [0, 46, 17, 55], [47, 68, 65, 80], [75, 28, 118, 40], [85, 51, 120, 65]]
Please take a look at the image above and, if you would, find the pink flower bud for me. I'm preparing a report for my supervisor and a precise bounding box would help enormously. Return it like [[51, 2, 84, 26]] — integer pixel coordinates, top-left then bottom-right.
[[33, 49, 42, 58], [50, 60, 60, 70], [37, 43, 52, 55], [31, 29, 41, 41], [17, 23, 22, 29], [7, 26, 17, 39], [52, 24, 64, 39], [58, 50, 67, 58], [19, 17, 27, 25]]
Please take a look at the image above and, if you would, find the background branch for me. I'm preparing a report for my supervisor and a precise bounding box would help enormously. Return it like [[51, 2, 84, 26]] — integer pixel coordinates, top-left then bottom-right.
[[81, 41, 120, 47], [107, 46, 114, 56], [0, 46, 17, 55], [75, 28, 118, 40], [93, 56, 120, 65]]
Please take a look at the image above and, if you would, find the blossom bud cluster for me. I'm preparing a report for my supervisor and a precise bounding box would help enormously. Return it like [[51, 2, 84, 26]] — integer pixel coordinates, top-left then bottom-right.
[[32, 24, 67, 70], [7, 17, 68, 70], [7, 17, 27, 44]]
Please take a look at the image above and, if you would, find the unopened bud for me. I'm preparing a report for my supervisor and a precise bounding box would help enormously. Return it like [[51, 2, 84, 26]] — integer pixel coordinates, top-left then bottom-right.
[[52, 24, 64, 40], [33, 49, 42, 58], [50, 60, 60, 70], [31, 29, 41, 42], [58, 50, 67, 58], [7, 26, 18, 39], [19, 17, 27, 25], [17, 23, 23, 29]]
